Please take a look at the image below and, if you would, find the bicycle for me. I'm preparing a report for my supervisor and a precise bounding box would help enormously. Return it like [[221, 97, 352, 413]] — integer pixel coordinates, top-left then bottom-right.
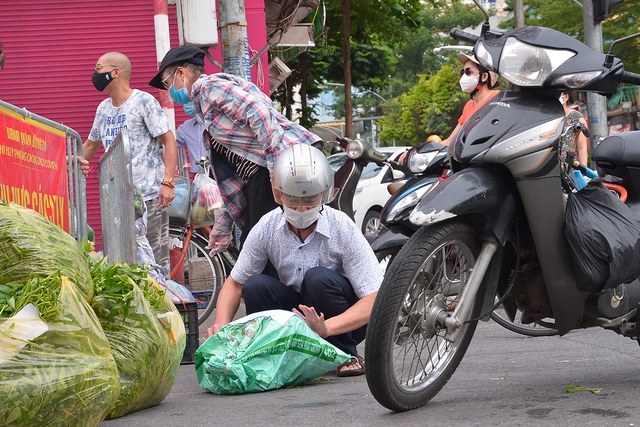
[[167, 158, 239, 326]]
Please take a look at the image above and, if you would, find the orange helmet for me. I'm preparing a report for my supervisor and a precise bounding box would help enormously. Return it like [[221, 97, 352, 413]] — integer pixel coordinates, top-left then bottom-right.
[[426, 135, 442, 143]]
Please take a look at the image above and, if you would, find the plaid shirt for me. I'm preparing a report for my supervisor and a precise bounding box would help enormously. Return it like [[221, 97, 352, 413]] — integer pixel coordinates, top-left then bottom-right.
[[192, 73, 322, 235]]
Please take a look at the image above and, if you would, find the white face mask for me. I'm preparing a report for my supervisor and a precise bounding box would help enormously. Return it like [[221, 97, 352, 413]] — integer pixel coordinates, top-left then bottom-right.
[[459, 74, 479, 93], [283, 205, 322, 230], [559, 95, 566, 105]]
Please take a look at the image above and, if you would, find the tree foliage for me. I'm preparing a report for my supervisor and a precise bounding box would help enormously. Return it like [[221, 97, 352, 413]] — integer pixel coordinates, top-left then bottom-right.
[[377, 65, 468, 146]]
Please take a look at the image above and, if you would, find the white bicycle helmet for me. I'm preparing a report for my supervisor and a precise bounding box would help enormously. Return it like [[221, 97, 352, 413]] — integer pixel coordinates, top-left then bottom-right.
[[272, 144, 334, 206]]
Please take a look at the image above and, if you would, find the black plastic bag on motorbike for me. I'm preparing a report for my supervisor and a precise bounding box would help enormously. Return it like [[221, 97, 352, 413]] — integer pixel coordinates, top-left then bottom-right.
[[565, 180, 640, 296]]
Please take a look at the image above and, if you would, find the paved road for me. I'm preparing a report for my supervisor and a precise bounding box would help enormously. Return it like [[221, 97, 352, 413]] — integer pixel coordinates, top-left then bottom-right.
[[100, 315, 640, 427]]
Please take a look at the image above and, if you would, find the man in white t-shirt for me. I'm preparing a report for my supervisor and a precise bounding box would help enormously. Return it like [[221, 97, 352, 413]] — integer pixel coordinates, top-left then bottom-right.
[[205, 145, 382, 377], [81, 52, 178, 272]]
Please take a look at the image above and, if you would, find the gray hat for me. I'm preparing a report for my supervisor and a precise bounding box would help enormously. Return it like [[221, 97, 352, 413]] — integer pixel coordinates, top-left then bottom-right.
[[149, 46, 205, 89]]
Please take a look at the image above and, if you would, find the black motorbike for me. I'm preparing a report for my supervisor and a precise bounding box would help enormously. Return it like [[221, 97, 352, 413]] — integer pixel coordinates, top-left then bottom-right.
[[364, 2, 640, 412], [371, 141, 559, 337]]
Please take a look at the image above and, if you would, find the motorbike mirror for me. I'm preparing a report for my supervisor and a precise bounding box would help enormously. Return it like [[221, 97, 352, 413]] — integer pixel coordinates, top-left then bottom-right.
[[605, 32, 640, 68], [392, 169, 405, 180]]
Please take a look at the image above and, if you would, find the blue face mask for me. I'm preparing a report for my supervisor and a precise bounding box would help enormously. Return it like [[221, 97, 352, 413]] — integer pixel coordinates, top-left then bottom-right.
[[183, 102, 196, 117], [169, 74, 191, 104]]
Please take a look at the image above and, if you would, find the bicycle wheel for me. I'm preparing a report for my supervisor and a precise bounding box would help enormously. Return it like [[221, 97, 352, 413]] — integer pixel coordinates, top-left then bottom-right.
[[169, 226, 226, 325], [490, 302, 558, 337], [366, 221, 482, 411]]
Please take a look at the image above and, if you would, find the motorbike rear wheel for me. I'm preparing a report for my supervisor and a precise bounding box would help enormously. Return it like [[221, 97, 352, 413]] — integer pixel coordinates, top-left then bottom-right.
[[366, 221, 482, 411], [489, 302, 558, 337]]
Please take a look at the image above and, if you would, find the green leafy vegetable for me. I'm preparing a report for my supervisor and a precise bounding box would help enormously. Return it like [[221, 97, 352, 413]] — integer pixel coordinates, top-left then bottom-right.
[[566, 382, 603, 394], [0, 202, 93, 300], [0, 276, 120, 426], [88, 257, 185, 419]]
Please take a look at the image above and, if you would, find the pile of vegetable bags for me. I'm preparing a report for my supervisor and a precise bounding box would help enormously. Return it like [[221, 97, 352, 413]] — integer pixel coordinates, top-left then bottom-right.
[[0, 201, 185, 425], [0, 203, 119, 426]]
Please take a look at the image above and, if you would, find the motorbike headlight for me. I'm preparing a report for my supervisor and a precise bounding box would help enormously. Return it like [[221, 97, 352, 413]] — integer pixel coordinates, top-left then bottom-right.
[[408, 151, 439, 173], [346, 140, 364, 159], [499, 37, 575, 87], [385, 182, 436, 222], [552, 71, 603, 88]]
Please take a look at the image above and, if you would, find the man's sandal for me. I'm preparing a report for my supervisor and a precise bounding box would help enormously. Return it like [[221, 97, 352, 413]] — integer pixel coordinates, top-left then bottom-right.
[[336, 355, 365, 377]]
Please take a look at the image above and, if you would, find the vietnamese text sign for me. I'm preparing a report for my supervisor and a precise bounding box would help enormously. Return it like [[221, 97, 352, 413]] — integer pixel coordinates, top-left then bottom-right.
[[0, 105, 70, 231]]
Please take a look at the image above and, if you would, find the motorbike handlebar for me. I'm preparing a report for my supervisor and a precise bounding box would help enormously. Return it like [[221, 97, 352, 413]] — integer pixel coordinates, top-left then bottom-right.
[[621, 70, 640, 85], [449, 28, 479, 46]]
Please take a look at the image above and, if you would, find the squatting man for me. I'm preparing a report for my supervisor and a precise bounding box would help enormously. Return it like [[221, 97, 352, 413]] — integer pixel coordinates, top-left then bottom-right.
[[205, 144, 382, 377]]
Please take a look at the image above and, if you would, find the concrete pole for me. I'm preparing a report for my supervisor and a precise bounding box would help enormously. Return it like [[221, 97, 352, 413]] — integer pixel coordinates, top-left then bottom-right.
[[582, 0, 609, 160], [218, 0, 251, 81], [513, 0, 525, 28], [153, 0, 175, 132]]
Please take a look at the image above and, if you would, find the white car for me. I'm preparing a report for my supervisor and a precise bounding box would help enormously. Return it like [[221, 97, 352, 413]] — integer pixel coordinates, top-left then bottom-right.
[[328, 146, 411, 241]]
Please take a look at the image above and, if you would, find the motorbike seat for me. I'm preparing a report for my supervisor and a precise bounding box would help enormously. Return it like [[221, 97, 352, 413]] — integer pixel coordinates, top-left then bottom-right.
[[592, 132, 640, 168]]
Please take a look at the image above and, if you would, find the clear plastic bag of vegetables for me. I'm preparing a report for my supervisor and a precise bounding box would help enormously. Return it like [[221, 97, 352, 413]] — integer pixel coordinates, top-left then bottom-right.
[[190, 172, 222, 227], [0, 201, 93, 300], [0, 274, 121, 427], [88, 258, 186, 419]]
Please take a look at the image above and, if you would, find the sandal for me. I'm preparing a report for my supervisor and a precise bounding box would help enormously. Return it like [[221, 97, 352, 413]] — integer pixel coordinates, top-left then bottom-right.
[[336, 355, 365, 377]]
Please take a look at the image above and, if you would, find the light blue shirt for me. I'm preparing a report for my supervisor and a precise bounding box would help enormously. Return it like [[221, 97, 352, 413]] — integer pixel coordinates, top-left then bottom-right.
[[231, 206, 382, 299], [175, 117, 208, 173]]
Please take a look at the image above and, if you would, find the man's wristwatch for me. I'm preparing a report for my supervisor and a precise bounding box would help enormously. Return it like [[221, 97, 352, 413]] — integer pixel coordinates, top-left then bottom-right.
[[161, 177, 175, 188]]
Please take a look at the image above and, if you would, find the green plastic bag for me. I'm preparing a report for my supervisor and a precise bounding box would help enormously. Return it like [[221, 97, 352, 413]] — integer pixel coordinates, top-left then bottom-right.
[[195, 310, 351, 394]]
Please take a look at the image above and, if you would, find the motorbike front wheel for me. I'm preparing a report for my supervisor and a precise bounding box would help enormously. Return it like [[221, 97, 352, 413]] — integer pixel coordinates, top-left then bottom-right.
[[366, 221, 482, 412]]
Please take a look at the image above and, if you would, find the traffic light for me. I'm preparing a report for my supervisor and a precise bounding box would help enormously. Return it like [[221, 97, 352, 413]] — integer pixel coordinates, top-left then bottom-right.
[[593, 0, 624, 23]]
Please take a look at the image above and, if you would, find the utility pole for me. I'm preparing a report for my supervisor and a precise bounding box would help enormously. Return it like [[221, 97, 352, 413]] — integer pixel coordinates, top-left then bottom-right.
[[582, 0, 609, 160], [218, 0, 251, 81], [514, 0, 525, 28]]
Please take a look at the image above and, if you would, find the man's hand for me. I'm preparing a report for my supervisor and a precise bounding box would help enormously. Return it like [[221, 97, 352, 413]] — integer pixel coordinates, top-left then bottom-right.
[[78, 156, 90, 177], [205, 324, 222, 338], [397, 149, 409, 166], [158, 184, 175, 208], [294, 304, 330, 338], [207, 232, 231, 256]]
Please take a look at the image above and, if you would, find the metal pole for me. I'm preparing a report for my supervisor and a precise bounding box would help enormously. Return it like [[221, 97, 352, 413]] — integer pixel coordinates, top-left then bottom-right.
[[218, 0, 251, 81], [583, 0, 609, 161]]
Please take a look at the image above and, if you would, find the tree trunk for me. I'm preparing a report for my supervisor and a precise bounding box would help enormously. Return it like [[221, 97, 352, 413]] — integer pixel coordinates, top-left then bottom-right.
[[341, 0, 353, 138], [299, 51, 310, 129], [284, 74, 294, 120]]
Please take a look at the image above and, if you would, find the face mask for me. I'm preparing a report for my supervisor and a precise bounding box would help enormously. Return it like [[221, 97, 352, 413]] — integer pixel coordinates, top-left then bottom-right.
[[183, 101, 196, 117], [283, 205, 321, 230], [459, 74, 479, 93], [169, 74, 191, 104], [559, 95, 566, 105], [92, 70, 114, 92]]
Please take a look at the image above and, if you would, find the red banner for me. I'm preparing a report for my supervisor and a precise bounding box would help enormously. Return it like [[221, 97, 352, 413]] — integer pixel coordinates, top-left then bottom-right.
[[0, 105, 70, 231]]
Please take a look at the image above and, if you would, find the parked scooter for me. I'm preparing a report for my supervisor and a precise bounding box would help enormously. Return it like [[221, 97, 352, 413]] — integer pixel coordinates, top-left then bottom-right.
[[365, 0, 640, 412], [371, 141, 448, 262], [327, 137, 391, 219]]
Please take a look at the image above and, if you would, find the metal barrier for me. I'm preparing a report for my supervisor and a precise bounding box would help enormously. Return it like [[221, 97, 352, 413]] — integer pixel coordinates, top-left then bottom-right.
[[98, 129, 136, 264], [0, 99, 88, 242]]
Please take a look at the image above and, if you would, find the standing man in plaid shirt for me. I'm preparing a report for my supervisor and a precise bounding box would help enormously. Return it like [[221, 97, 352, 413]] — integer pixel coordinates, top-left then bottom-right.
[[149, 46, 323, 265]]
